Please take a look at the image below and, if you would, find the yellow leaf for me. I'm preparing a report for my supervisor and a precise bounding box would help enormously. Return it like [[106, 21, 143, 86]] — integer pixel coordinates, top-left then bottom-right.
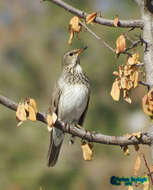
[[28, 105, 36, 121], [29, 98, 38, 113], [114, 15, 119, 27], [69, 16, 81, 33], [133, 155, 141, 176], [120, 77, 127, 89], [16, 102, 27, 122], [81, 142, 93, 161], [142, 95, 153, 116], [86, 12, 97, 24], [116, 34, 126, 54], [110, 80, 120, 101], [68, 31, 74, 45], [46, 112, 57, 131]]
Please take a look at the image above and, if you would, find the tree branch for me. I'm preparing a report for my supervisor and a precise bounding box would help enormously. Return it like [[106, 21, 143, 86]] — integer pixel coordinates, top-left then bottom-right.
[[45, 0, 143, 28], [0, 94, 153, 146], [80, 21, 115, 53]]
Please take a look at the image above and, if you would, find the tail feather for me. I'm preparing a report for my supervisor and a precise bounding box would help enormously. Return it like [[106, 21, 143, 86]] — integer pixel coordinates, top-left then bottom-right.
[[47, 128, 64, 167]]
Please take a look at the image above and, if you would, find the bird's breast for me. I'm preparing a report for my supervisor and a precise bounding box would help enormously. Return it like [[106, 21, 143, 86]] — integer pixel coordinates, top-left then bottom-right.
[[58, 84, 89, 123]]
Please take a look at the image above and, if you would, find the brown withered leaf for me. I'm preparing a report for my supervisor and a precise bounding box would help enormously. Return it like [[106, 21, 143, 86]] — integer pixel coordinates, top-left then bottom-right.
[[142, 94, 153, 116], [110, 80, 120, 101], [81, 141, 93, 161], [68, 31, 74, 45], [113, 71, 119, 76], [68, 16, 81, 45], [133, 155, 141, 176], [127, 132, 142, 140], [86, 12, 97, 24], [122, 145, 130, 156], [124, 65, 133, 76], [69, 16, 81, 33], [123, 90, 132, 104], [120, 77, 127, 89], [16, 102, 27, 122], [116, 34, 126, 54], [119, 65, 124, 77], [127, 53, 140, 66], [114, 15, 119, 27], [46, 112, 57, 131], [134, 144, 140, 152], [29, 98, 38, 113], [28, 105, 37, 121]]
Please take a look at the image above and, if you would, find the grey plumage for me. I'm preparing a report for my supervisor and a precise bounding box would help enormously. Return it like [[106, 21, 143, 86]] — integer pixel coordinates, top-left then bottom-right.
[[47, 47, 90, 167]]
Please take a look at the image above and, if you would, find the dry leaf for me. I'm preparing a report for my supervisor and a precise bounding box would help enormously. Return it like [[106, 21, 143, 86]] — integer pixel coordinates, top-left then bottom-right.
[[120, 77, 128, 89], [29, 98, 38, 113], [134, 144, 140, 151], [86, 12, 97, 24], [81, 142, 93, 161], [122, 145, 130, 156], [113, 71, 119, 76], [16, 102, 27, 122], [133, 155, 141, 176], [114, 15, 119, 27], [116, 34, 126, 54], [68, 31, 74, 45], [28, 105, 37, 121], [124, 96, 131, 104], [128, 53, 140, 66], [68, 16, 81, 45], [46, 112, 57, 131], [110, 80, 120, 101], [69, 16, 81, 33], [142, 94, 153, 116]]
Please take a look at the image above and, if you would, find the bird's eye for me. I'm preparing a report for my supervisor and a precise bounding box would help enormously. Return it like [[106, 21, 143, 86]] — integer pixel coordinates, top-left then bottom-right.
[[69, 52, 73, 56]]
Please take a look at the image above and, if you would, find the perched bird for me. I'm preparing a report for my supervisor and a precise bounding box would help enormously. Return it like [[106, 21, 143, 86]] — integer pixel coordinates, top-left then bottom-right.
[[48, 47, 90, 167]]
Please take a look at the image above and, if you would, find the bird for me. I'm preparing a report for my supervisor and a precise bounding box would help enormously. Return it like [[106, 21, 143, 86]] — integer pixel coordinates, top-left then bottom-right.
[[47, 47, 90, 167]]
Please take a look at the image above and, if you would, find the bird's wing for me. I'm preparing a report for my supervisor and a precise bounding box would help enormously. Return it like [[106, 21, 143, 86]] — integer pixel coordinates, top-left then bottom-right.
[[47, 82, 64, 167], [48, 82, 61, 115], [78, 95, 90, 126]]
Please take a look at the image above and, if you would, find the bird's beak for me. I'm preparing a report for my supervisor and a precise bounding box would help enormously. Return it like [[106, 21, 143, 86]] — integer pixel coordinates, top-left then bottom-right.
[[77, 46, 88, 55]]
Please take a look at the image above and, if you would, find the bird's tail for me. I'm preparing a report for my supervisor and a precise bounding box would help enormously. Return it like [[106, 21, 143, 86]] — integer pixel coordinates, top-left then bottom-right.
[[47, 127, 64, 167]]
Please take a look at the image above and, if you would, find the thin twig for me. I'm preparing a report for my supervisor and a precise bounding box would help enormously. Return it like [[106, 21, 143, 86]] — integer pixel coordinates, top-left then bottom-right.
[[0, 94, 153, 146], [142, 153, 153, 185], [80, 21, 115, 53]]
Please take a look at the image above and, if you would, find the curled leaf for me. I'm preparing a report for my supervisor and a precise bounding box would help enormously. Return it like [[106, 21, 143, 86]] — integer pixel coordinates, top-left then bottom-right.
[[81, 141, 93, 161], [114, 15, 119, 27], [116, 34, 126, 54], [69, 16, 81, 33], [16, 102, 27, 122], [122, 145, 130, 156], [46, 112, 57, 131], [86, 12, 97, 24], [110, 80, 120, 101], [67, 16, 81, 45]]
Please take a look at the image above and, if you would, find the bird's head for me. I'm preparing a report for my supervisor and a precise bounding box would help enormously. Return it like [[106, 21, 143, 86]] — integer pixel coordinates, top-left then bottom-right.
[[62, 46, 87, 69]]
